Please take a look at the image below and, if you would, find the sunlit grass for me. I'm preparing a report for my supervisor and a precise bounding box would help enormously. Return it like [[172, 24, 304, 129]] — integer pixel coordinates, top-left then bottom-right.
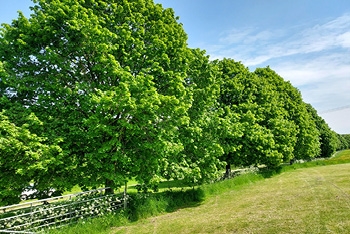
[[112, 163, 350, 234], [281, 149, 350, 173], [50, 149, 350, 233], [330, 149, 350, 162], [48, 212, 129, 234], [62, 185, 82, 195]]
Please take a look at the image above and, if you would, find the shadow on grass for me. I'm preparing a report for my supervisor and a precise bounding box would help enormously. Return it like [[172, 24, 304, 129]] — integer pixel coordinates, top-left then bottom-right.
[[157, 180, 189, 189], [127, 188, 205, 221], [128, 179, 189, 192], [258, 166, 283, 178]]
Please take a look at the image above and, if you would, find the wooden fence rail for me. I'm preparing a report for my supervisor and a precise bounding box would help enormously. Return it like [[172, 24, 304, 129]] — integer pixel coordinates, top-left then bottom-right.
[[0, 188, 125, 233]]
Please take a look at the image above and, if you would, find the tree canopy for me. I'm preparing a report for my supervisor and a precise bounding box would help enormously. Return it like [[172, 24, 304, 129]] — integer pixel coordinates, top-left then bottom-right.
[[215, 60, 317, 169], [0, 109, 63, 205], [1, 0, 193, 193], [0, 0, 346, 205]]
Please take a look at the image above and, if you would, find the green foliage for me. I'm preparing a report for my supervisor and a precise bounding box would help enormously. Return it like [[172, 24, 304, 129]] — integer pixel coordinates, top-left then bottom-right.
[[0, 110, 62, 205], [165, 49, 224, 186], [344, 134, 350, 146], [215, 60, 303, 169], [0, 0, 193, 191], [306, 103, 337, 157], [254, 67, 321, 161], [0, 0, 338, 207], [337, 134, 350, 150]]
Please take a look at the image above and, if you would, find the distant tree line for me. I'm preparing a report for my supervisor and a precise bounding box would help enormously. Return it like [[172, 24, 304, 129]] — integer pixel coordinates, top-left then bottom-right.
[[1, 0, 349, 205], [337, 134, 350, 150]]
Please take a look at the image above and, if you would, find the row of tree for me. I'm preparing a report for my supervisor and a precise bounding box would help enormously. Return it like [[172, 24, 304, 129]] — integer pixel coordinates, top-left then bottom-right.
[[1, 0, 349, 205]]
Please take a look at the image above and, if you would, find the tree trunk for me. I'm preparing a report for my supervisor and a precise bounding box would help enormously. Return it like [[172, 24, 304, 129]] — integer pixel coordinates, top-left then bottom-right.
[[225, 163, 231, 179], [105, 179, 115, 194]]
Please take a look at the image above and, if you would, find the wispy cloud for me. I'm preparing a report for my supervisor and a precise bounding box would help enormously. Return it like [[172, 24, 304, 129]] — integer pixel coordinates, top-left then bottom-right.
[[219, 28, 276, 45], [337, 31, 350, 48], [276, 52, 350, 86], [203, 13, 350, 133], [206, 13, 350, 66]]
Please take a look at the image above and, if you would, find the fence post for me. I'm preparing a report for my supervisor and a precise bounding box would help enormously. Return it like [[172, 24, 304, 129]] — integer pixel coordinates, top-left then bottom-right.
[[123, 181, 127, 210], [30, 203, 33, 228], [69, 195, 72, 224]]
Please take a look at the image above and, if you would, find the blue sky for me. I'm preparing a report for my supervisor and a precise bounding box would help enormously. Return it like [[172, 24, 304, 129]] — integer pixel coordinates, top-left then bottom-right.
[[1, 0, 350, 133]]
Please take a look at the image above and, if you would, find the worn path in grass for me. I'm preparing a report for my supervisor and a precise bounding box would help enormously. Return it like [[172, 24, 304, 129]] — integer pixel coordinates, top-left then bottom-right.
[[112, 163, 350, 234]]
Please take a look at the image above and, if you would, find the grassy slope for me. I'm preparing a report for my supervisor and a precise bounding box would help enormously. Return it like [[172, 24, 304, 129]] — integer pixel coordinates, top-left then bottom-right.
[[111, 152, 350, 233]]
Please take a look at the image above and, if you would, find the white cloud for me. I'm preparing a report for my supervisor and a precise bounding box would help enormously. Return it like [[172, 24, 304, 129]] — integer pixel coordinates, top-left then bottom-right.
[[337, 31, 350, 48], [219, 28, 254, 44], [272, 52, 350, 126], [219, 28, 276, 45], [206, 13, 350, 66], [321, 108, 350, 134], [275, 53, 350, 86], [202, 13, 350, 133]]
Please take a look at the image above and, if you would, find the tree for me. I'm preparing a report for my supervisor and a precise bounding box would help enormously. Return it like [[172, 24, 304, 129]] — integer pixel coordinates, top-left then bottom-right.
[[164, 49, 225, 185], [343, 134, 350, 148], [0, 0, 193, 192], [215, 59, 298, 170], [254, 67, 320, 161], [337, 134, 349, 150], [215, 60, 320, 170], [306, 103, 337, 158]]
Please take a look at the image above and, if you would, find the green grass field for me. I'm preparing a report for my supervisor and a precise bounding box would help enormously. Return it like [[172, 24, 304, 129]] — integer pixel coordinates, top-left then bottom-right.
[[51, 150, 350, 234], [111, 150, 350, 234]]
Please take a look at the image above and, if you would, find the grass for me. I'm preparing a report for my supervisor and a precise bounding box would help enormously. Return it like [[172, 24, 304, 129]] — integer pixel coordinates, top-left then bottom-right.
[[48, 212, 129, 234], [113, 164, 350, 233], [50, 150, 350, 234], [282, 149, 350, 171]]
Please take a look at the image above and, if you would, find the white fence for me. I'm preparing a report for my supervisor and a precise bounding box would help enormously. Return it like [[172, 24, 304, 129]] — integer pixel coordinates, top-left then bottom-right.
[[0, 188, 125, 233]]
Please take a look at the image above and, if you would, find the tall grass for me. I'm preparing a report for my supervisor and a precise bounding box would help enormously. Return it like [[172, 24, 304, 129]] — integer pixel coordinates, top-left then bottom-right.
[[48, 212, 129, 234], [202, 172, 264, 197], [126, 188, 205, 221]]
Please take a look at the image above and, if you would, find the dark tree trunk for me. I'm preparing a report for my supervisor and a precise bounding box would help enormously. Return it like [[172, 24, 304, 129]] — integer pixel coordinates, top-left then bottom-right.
[[105, 179, 115, 194], [225, 163, 231, 179]]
